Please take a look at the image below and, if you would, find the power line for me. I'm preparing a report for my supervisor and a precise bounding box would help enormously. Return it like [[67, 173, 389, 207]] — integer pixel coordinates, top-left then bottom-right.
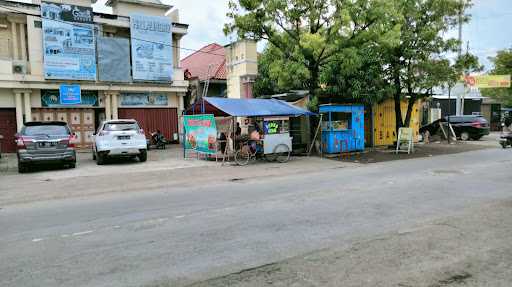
[[0, 3, 226, 57]]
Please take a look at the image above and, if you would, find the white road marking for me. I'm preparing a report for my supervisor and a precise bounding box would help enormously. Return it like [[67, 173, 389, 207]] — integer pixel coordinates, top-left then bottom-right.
[[61, 234, 70, 238], [32, 238, 44, 242], [175, 215, 185, 219], [72, 230, 94, 237], [113, 225, 121, 229]]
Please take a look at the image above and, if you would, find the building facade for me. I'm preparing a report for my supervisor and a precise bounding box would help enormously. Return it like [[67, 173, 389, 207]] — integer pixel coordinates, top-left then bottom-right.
[[225, 40, 257, 99], [0, 0, 188, 152], [180, 43, 227, 106]]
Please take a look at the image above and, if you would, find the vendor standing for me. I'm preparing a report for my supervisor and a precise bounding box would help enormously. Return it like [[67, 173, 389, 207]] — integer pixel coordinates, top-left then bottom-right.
[[249, 122, 263, 153]]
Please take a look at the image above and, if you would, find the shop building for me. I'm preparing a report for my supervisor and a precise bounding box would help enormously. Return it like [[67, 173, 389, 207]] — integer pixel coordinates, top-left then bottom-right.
[[0, 0, 188, 152]]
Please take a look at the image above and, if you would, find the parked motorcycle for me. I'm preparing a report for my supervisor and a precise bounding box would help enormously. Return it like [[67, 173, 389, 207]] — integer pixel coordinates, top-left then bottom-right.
[[148, 130, 167, 150], [499, 122, 512, 149]]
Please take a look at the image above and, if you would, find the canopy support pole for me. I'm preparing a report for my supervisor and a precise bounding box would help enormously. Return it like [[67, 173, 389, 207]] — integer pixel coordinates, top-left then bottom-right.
[[308, 114, 323, 157]]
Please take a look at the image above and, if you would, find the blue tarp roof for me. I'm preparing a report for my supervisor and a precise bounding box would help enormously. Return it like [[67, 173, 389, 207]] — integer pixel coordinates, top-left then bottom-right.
[[201, 97, 315, 117]]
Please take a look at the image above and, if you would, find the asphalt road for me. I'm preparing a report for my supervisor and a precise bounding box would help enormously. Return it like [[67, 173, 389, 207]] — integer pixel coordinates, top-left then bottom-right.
[[1, 148, 512, 287]]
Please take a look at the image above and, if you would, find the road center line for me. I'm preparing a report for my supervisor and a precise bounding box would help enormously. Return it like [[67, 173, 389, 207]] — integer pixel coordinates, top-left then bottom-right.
[[72, 230, 94, 237]]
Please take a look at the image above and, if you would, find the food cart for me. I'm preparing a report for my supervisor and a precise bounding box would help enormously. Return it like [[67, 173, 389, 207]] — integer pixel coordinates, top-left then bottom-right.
[[185, 97, 313, 164]]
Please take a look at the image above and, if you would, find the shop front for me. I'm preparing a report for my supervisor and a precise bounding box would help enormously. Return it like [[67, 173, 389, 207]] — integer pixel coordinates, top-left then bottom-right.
[[118, 92, 180, 142], [31, 89, 102, 149]]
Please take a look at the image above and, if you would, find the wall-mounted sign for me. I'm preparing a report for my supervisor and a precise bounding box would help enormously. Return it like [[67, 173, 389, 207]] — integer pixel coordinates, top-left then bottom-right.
[[59, 84, 81, 105], [42, 90, 98, 107], [130, 14, 173, 82], [41, 3, 97, 81], [120, 93, 168, 106], [41, 2, 93, 24]]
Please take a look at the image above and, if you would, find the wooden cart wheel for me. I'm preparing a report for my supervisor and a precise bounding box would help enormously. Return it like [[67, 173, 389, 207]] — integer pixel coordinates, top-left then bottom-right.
[[235, 145, 251, 166], [273, 144, 291, 163]]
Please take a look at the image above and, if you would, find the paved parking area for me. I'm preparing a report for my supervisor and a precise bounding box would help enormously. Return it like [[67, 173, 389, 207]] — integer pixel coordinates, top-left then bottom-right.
[[0, 145, 215, 177]]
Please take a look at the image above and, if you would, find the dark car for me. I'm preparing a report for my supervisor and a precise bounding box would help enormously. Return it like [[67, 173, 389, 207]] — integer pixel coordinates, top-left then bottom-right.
[[420, 115, 490, 141], [16, 121, 77, 173], [446, 115, 490, 140]]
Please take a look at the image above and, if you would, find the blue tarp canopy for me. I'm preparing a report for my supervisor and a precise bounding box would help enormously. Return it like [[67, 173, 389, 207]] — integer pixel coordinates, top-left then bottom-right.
[[187, 97, 315, 117]]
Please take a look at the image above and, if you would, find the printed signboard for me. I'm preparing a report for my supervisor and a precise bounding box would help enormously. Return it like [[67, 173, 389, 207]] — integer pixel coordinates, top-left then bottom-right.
[[59, 85, 81, 105], [184, 115, 217, 154], [120, 93, 168, 106], [41, 3, 96, 81], [464, 75, 511, 89], [130, 14, 173, 82]]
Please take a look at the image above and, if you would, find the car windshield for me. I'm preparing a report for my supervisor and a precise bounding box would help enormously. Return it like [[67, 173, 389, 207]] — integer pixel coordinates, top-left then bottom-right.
[[104, 122, 139, 131], [23, 125, 70, 136]]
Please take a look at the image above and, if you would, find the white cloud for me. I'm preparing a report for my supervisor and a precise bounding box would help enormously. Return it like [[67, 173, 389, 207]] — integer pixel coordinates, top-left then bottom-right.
[[165, 0, 231, 58]]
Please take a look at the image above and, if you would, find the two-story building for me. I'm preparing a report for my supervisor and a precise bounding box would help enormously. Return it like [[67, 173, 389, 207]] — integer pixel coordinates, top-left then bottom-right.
[[0, 0, 188, 152]]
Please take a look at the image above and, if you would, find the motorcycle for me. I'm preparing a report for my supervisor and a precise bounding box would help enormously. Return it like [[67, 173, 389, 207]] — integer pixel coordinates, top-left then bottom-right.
[[499, 123, 512, 149], [148, 131, 167, 150]]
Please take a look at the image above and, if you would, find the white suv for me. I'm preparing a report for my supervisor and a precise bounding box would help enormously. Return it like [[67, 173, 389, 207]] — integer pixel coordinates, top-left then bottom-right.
[[93, 119, 148, 165]]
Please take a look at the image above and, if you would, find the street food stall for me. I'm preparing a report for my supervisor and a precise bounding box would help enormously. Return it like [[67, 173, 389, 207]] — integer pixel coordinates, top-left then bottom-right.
[[319, 104, 364, 153], [185, 97, 314, 164]]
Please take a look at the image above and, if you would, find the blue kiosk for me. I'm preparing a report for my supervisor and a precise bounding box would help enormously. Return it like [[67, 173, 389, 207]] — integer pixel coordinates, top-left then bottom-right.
[[319, 104, 364, 153]]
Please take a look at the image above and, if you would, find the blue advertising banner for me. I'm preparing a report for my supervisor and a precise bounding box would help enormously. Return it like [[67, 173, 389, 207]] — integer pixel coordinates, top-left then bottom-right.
[[41, 3, 97, 81], [130, 14, 173, 82], [59, 85, 81, 105]]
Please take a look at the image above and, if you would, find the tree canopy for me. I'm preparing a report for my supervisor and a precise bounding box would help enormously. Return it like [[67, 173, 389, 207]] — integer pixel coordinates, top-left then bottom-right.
[[225, 0, 393, 100], [226, 0, 477, 131]]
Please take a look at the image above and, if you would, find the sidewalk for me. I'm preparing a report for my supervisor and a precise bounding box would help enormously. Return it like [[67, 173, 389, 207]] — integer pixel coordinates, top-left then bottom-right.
[[0, 145, 215, 176]]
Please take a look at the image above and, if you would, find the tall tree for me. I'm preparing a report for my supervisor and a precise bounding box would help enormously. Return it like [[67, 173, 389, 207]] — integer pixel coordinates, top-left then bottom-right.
[[380, 0, 472, 132], [482, 49, 512, 107], [224, 0, 391, 102], [253, 43, 308, 97]]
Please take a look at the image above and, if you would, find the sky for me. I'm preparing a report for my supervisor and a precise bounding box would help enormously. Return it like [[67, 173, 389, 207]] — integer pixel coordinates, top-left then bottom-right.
[[93, 0, 512, 70]]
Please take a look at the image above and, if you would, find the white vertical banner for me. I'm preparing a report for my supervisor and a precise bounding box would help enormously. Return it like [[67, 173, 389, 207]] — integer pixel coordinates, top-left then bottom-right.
[[130, 14, 173, 82]]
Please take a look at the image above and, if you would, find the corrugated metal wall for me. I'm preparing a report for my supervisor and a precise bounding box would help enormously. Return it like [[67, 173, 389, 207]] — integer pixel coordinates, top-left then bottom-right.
[[118, 108, 178, 142], [373, 99, 421, 146]]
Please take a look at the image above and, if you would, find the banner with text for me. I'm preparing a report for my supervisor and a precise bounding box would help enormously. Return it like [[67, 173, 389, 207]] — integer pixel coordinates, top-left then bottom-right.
[[130, 14, 173, 82], [184, 114, 217, 154], [464, 75, 511, 89], [41, 3, 96, 80]]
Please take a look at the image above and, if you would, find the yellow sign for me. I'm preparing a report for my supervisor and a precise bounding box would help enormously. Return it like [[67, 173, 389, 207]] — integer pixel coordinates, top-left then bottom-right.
[[464, 75, 511, 89]]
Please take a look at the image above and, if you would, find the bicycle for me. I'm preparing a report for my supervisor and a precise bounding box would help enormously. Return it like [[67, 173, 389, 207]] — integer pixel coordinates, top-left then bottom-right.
[[234, 140, 291, 166]]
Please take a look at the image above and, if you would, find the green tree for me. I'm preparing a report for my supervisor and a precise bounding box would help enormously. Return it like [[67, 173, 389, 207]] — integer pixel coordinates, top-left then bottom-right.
[[320, 46, 392, 104], [253, 43, 308, 97], [225, 0, 391, 101], [379, 0, 472, 132], [482, 49, 512, 107]]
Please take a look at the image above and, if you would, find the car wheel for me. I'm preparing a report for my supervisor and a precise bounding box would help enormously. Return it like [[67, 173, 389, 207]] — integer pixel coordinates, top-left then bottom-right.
[[501, 142, 507, 149], [68, 161, 76, 169], [96, 152, 105, 165], [138, 150, 147, 162], [460, 132, 470, 141]]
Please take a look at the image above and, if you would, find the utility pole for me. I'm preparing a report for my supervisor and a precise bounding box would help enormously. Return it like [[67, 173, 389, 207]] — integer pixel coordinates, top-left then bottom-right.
[[461, 41, 470, 116], [456, 0, 464, 116]]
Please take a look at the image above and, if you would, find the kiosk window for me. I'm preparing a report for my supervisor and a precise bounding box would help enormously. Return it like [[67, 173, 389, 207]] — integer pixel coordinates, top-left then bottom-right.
[[330, 112, 351, 130]]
